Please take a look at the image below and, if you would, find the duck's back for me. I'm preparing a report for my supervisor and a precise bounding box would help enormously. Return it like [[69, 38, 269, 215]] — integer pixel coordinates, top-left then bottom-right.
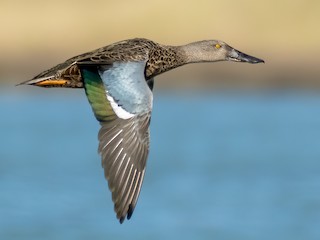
[[31, 38, 157, 88]]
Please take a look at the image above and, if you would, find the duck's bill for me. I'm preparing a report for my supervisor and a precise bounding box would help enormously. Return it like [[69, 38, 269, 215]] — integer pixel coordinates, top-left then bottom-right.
[[227, 49, 264, 64]]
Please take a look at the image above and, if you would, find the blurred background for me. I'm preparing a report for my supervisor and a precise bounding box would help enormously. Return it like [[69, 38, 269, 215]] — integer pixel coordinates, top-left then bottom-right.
[[1, 0, 320, 239]]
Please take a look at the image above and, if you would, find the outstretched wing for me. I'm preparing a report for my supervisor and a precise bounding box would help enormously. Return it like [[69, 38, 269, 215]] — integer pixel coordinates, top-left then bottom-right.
[[79, 61, 153, 223]]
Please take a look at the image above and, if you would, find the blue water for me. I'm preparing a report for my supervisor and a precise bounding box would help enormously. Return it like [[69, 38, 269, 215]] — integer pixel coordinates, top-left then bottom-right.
[[1, 87, 320, 240]]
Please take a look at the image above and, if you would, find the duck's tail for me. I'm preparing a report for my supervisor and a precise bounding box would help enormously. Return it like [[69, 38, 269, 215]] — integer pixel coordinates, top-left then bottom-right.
[[17, 62, 84, 88]]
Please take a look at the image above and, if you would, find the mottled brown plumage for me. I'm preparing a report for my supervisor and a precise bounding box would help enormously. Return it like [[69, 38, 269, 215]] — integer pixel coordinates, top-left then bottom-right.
[[31, 38, 186, 88]]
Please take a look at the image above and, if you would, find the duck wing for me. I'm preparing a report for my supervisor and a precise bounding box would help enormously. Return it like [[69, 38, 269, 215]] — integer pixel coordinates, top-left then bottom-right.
[[79, 61, 153, 223]]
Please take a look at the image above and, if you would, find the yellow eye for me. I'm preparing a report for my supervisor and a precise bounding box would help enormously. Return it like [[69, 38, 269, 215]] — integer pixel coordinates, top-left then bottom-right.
[[215, 44, 221, 49]]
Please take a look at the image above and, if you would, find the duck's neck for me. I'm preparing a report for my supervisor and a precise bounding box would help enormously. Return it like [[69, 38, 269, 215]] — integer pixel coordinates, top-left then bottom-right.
[[145, 42, 218, 79], [145, 45, 188, 79], [179, 42, 207, 63]]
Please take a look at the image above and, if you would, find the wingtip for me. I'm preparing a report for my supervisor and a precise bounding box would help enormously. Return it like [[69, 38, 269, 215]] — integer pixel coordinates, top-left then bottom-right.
[[117, 205, 134, 224], [127, 204, 134, 220]]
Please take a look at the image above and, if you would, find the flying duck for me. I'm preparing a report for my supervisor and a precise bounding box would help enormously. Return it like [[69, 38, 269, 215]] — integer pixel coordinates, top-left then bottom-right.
[[19, 38, 264, 223]]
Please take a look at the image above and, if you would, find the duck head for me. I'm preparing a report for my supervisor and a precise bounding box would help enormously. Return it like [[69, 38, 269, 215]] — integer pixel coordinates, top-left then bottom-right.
[[181, 40, 264, 64]]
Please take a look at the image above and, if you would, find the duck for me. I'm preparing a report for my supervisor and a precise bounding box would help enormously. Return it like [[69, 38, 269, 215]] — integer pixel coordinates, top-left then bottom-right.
[[19, 38, 264, 223]]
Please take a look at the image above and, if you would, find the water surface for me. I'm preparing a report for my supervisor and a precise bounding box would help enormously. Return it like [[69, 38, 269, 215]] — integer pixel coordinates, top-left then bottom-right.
[[1, 87, 320, 240]]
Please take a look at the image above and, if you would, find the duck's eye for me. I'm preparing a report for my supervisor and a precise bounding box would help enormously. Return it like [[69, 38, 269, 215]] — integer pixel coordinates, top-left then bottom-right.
[[215, 44, 221, 49]]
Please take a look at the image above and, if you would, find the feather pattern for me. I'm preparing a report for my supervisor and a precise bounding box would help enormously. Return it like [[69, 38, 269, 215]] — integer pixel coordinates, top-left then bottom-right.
[[80, 62, 152, 223], [98, 115, 150, 223]]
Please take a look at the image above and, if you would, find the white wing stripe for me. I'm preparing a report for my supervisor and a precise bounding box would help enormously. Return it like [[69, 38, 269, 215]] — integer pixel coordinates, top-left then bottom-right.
[[110, 138, 123, 155], [118, 155, 131, 188], [102, 129, 123, 150], [106, 94, 134, 119], [114, 153, 127, 179], [130, 169, 145, 209], [119, 168, 137, 216], [108, 147, 124, 174], [120, 165, 135, 203], [123, 170, 139, 210]]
